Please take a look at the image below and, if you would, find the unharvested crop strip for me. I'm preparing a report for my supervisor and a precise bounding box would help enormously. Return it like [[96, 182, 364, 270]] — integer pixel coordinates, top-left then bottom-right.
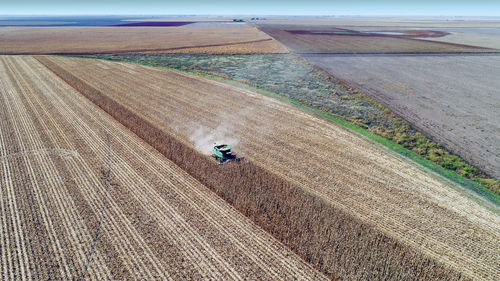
[[36, 56, 469, 280], [7, 39, 275, 56]]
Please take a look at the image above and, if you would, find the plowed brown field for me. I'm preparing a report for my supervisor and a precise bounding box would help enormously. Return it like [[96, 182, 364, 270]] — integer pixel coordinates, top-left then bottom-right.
[[259, 26, 495, 53], [0, 26, 286, 55], [42, 56, 500, 280], [0, 56, 325, 280]]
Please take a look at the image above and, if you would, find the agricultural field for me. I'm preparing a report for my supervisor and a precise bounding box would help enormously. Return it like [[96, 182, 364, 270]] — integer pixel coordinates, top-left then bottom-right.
[[136, 39, 288, 54], [77, 53, 385, 123], [0, 25, 287, 54], [257, 16, 500, 28], [423, 28, 500, 49], [258, 25, 497, 53], [257, 17, 500, 53], [0, 56, 325, 280], [82, 53, 498, 193], [304, 54, 500, 179], [41, 56, 500, 280]]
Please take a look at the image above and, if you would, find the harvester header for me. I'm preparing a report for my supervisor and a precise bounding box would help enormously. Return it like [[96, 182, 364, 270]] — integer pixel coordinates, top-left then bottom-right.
[[211, 144, 243, 164]]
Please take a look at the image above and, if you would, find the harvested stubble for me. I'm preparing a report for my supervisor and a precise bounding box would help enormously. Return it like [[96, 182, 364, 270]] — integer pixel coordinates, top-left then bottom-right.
[[37, 56, 477, 280], [0, 56, 325, 280], [0, 26, 285, 55], [259, 27, 495, 53]]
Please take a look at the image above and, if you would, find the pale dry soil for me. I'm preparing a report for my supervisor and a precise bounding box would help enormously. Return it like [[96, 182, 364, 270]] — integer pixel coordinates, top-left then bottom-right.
[[303, 54, 500, 179], [47, 56, 500, 280], [0, 56, 325, 280]]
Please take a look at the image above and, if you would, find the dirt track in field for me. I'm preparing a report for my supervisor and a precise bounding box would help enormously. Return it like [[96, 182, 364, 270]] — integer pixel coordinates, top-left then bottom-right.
[[44, 56, 500, 280], [303, 54, 500, 179], [0, 26, 286, 55], [0, 56, 325, 280]]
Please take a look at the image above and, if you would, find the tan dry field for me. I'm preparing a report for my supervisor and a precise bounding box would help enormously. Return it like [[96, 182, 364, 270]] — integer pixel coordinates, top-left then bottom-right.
[[258, 16, 500, 28], [137, 39, 288, 54], [0, 56, 325, 280], [0, 26, 287, 55], [426, 32, 500, 50], [259, 27, 494, 53], [332, 26, 500, 50], [44, 56, 500, 280], [303, 54, 500, 179]]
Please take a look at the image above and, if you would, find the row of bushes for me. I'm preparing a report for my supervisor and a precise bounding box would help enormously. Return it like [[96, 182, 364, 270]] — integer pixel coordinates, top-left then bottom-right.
[[37, 56, 468, 280]]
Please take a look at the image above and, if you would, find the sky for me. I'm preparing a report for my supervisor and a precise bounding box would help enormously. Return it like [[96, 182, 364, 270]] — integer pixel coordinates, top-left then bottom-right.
[[1, 0, 499, 16]]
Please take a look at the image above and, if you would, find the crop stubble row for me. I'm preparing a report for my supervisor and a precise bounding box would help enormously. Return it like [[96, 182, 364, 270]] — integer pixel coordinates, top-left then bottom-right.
[[40, 56, 500, 280], [0, 56, 324, 280], [36, 56, 500, 280]]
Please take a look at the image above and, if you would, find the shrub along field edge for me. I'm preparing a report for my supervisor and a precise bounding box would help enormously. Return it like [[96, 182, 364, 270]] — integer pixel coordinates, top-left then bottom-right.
[[37, 56, 470, 280]]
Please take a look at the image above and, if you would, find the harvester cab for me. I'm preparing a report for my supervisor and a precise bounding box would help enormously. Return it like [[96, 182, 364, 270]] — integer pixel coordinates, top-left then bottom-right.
[[211, 144, 241, 164]]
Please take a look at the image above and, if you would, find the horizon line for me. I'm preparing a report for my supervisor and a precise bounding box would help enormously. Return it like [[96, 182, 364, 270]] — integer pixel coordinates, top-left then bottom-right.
[[2, 14, 500, 17]]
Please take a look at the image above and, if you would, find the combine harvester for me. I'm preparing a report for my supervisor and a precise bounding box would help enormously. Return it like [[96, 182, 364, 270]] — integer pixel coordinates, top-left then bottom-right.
[[212, 144, 244, 164]]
